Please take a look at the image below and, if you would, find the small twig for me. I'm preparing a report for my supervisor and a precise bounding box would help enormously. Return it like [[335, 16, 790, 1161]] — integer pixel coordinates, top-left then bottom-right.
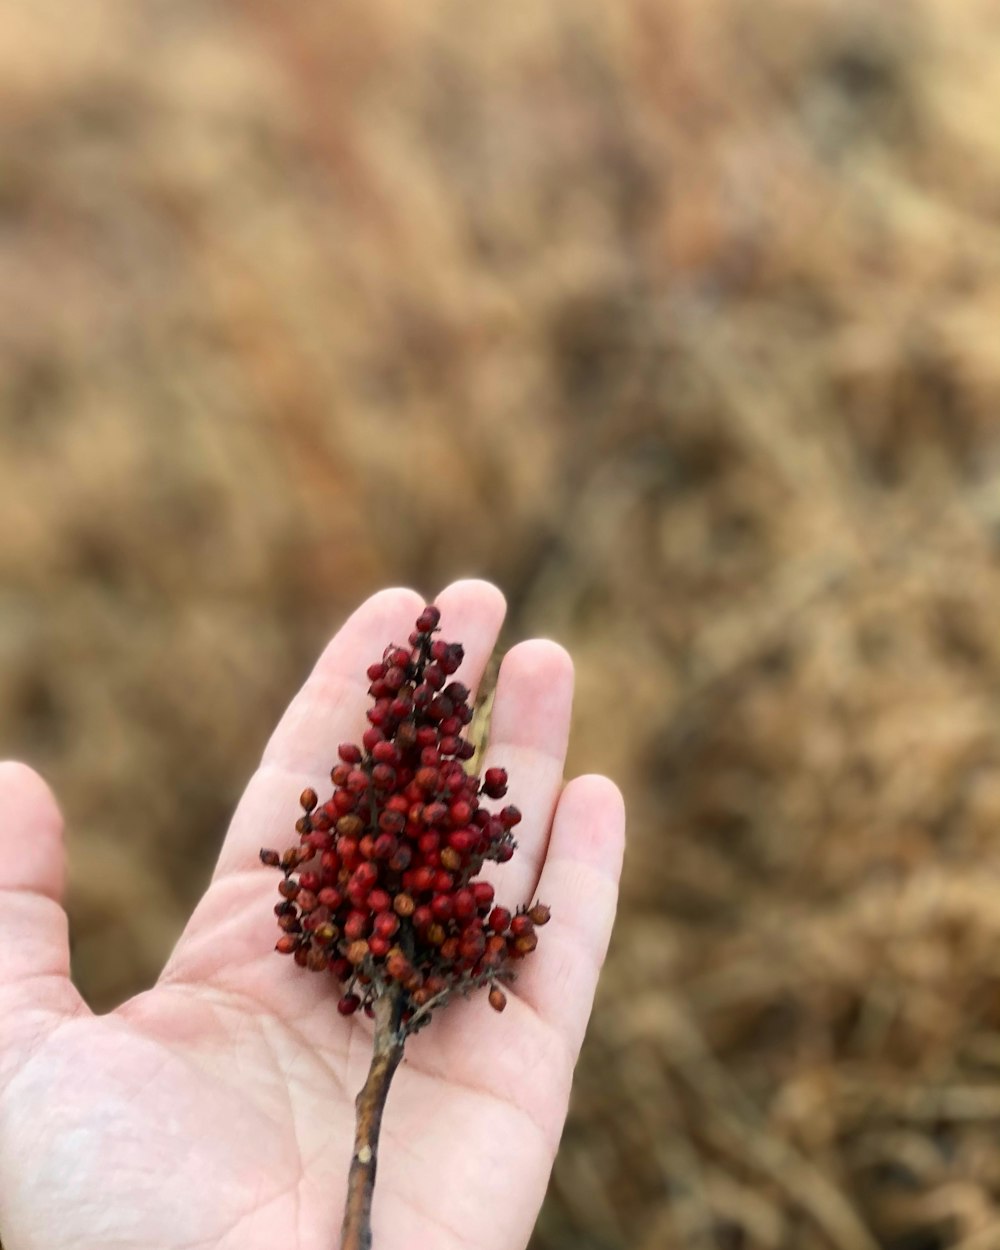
[[400, 984, 454, 1037], [340, 984, 405, 1250]]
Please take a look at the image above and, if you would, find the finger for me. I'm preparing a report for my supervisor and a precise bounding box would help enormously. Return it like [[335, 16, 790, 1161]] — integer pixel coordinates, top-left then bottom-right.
[[476, 640, 574, 908], [0, 763, 88, 1041], [263, 587, 428, 776], [163, 581, 508, 998], [431, 578, 507, 702], [212, 586, 425, 880], [508, 774, 625, 1059]]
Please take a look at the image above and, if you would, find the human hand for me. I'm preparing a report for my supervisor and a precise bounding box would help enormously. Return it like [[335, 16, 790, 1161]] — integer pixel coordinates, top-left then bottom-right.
[[0, 580, 625, 1250]]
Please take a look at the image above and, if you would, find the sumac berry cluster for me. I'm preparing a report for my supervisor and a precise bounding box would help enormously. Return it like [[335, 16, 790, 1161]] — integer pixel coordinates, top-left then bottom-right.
[[261, 605, 549, 1028]]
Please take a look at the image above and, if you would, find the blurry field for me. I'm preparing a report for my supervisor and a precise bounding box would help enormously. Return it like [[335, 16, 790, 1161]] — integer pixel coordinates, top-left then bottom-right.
[[4, 1, 1000, 1246]]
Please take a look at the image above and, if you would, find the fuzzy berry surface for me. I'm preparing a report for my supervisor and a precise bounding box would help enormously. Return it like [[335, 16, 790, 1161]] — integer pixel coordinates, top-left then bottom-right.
[[261, 605, 549, 1029]]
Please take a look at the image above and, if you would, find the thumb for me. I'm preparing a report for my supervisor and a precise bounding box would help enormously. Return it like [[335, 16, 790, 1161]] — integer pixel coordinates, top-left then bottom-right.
[[0, 762, 87, 1051]]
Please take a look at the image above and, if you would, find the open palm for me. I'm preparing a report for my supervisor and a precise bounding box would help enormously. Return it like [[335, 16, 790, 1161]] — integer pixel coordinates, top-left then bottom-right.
[[0, 581, 624, 1250]]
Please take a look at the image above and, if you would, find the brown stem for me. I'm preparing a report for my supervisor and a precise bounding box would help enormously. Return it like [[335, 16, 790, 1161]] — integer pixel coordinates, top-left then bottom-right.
[[340, 984, 405, 1250]]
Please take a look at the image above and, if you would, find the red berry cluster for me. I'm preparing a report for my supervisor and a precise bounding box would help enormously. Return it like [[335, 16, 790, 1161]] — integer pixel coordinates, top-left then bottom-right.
[[261, 605, 549, 1028]]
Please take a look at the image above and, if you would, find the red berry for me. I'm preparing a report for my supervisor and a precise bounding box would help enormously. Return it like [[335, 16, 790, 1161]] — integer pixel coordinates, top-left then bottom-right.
[[368, 935, 391, 958], [449, 799, 473, 826], [372, 763, 396, 789], [448, 828, 476, 855], [439, 643, 463, 674], [338, 993, 361, 1015], [488, 906, 512, 933], [333, 791, 358, 818], [453, 889, 476, 922], [344, 911, 369, 941], [510, 914, 534, 938], [459, 929, 486, 961], [373, 833, 397, 860], [472, 881, 495, 909], [374, 912, 400, 939], [415, 767, 439, 793], [338, 743, 363, 764], [337, 836, 360, 868], [431, 893, 453, 923], [353, 862, 379, 891], [416, 606, 441, 632], [388, 844, 413, 872], [275, 935, 298, 955], [412, 866, 436, 894], [483, 768, 508, 799], [368, 889, 391, 913], [362, 727, 385, 752]]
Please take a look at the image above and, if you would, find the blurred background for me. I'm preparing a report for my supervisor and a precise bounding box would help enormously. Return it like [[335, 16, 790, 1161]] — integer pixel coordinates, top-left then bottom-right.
[[3, 1, 1000, 1246]]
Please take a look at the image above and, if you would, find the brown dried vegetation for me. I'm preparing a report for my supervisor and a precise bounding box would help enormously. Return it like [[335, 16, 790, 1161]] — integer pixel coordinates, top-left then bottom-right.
[[3, 2, 1000, 1247]]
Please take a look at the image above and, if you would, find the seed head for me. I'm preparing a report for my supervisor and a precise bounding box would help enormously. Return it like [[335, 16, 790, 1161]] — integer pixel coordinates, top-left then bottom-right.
[[261, 605, 550, 1031]]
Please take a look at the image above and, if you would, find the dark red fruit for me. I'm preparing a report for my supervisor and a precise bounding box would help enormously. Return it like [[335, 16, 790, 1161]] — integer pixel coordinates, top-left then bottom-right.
[[488, 906, 512, 933], [265, 605, 548, 1021], [483, 768, 508, 799]]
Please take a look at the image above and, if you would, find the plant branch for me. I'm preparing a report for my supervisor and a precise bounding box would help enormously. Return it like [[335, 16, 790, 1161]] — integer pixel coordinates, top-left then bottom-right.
[[340, 983, 405, 1250]]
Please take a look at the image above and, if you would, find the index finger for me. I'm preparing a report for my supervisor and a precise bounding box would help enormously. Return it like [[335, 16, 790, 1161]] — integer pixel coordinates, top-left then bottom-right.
[[212, 587, 425, 881]]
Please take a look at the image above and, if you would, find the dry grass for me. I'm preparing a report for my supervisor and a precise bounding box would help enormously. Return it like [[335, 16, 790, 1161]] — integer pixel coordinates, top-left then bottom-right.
[[3, 1, 1000, 1246]]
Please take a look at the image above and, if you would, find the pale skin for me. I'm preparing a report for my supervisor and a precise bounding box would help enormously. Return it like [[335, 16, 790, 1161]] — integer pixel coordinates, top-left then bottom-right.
[[0, 581, 625, 1250]]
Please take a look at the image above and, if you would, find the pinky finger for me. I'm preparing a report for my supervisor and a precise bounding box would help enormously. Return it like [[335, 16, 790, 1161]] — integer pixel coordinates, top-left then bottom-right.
[[508, 774, 625, 1059], [0, 763, 87, 1046]]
